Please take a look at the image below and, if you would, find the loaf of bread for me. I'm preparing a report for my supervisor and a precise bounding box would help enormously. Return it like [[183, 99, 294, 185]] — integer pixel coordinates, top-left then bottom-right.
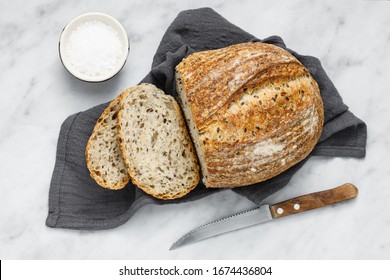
[[176, 42, 324, 188], [117, 83, 199, 199], [85, 91, 131, 190]]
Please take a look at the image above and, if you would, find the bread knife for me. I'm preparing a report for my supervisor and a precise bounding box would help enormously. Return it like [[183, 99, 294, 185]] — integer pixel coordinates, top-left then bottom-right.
[[170, 183, 358, 250]]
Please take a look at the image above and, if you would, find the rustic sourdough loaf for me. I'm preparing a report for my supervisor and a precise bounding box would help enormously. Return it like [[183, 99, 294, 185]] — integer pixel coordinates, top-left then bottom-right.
[[176, 42, 324, 188], [85, 91, 131, 190], [117, 83, 199, 199]]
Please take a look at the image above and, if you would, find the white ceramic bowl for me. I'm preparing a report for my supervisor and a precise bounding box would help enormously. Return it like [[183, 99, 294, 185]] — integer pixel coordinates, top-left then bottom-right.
[[59, 12, 130, 82]]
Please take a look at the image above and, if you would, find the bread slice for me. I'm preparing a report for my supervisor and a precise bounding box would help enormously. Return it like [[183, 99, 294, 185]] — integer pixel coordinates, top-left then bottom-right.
[[117, 83, 199, 199], [85, 91, 131, 190]]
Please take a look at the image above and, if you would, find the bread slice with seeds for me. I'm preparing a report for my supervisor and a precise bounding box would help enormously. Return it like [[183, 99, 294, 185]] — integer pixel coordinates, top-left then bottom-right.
[[117, 83, 199, 199], [85, 91, 131, 190]]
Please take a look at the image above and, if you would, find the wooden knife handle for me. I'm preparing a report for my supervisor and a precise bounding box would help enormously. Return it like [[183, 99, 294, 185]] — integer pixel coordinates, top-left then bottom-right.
[[269, 183, 358, 219]]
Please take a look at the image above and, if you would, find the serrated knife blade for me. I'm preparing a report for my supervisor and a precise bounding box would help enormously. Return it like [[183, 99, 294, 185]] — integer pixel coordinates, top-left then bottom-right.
[[170, 205, 272, 250], [170, 183, 358, 250]]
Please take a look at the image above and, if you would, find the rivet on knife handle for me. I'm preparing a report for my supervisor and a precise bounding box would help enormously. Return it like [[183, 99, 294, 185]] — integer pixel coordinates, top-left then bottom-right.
[[269, 183, 358, 219]]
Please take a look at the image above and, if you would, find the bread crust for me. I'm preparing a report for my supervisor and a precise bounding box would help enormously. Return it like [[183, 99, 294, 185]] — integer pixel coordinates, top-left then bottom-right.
[[117, 84, 199, 199], [85, 90, 131, 190], [176, 42, 324, 188]]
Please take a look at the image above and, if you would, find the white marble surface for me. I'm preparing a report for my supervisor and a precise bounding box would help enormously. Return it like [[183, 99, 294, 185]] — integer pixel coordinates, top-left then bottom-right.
[[0, 0, 389, 259]]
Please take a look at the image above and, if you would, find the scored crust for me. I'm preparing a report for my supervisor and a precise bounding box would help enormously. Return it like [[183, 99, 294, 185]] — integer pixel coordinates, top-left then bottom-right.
[[85, 90, 131, 190], [176, 42, 324, 188], [117, 83, 199, 199]]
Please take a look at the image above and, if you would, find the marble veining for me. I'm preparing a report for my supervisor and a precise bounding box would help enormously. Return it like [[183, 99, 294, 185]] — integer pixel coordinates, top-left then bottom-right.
[[0, 0, 389, 259]]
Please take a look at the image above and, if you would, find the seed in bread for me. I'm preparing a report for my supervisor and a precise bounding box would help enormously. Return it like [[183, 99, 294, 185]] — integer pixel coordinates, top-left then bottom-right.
[[85, 91, 131, 190], [117, 83, 199, 199], [176, 42, 324, 188]]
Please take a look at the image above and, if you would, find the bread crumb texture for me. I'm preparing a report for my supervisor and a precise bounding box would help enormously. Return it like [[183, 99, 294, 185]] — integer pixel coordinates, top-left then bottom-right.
[[85, 92, 131, 190], [118, 84, 199, 199]]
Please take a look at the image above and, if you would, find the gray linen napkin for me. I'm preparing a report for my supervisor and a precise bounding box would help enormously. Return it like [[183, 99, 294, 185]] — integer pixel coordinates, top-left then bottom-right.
[[46, 8, 367, 230]]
